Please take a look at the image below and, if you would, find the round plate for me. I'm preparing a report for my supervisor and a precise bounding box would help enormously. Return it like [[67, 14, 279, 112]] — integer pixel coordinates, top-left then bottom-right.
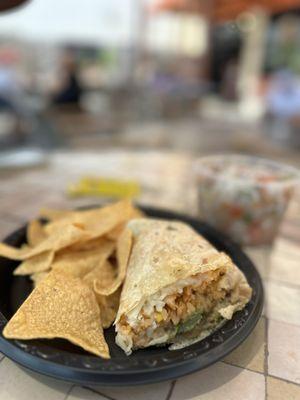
[[0, 207, 263, 386]]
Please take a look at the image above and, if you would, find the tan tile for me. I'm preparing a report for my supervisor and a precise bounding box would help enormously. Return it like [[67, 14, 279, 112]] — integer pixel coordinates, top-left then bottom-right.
[[267, 376, 300, 400], [67, 386, 106, 400], [274, 238, 300, 260], [265, 280, 300, 325], [261, 302, 267, 317], [8, 200, 45, 220], [268, 320, 300, 384], [280, 224, 300, 244], [92, 381, 171, 400], [0, 195, 29, 217], [171, 362, 265, 400], [0, 218, 22, 241], [224, 317, 265, 373], [269, 251, 300, 286], [0, 358, 71, 400], [270, 233, 300, 287], [244, 247, 271, 279]]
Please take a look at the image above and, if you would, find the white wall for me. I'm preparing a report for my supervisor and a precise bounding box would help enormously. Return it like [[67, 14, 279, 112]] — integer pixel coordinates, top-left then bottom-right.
[[0, 0, 138, 45]]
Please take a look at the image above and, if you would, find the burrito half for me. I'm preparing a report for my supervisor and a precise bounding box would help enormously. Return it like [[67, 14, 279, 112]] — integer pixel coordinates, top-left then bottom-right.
[[115, 219, 252, 354]]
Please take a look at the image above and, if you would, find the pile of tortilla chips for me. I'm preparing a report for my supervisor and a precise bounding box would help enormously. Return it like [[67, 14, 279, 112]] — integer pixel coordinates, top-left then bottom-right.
[[0, 200, 142, 358]]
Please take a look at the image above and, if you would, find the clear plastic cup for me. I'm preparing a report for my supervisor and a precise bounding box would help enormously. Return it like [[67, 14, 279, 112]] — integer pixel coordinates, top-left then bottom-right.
[[194, 155, 300, 246]]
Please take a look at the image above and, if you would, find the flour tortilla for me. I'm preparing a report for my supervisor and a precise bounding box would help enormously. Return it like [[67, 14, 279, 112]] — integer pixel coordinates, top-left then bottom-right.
[[115, 218, 231, 324], [115, 218, 252, 353]]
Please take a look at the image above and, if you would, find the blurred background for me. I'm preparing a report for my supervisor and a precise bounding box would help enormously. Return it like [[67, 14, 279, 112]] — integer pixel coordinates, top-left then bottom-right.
[[1, 3, 300, 398], [0, 0, 300, 164]]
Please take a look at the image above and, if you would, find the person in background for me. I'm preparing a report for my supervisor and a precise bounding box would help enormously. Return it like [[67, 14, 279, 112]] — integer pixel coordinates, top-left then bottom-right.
[[52, 50, 82, 107], [269, 15, 300, 75], [0, 49, 28, 146], [0, 49, 22, 112], [265, 70, 300, 147]]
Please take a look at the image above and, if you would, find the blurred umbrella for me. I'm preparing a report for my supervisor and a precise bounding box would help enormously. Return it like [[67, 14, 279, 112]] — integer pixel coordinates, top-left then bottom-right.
[[214, 0, 300, 22], [152, 0, 300, 22]]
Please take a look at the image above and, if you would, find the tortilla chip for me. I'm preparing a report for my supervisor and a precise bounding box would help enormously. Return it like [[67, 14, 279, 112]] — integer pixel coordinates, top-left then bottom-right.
[[39, 208, 73, 221], [52, 241, 114, 279], [14, 251, 54, 276], [3, 271, 110, 358], [0, 242, 29, 261], [95, 228, 132, 296], [0, 224, 90, 260], [106, 224, 125, 241], [86, 201, 139, 238], [44, 200, 137, 239], [30, 271, 49, 287], [27, 220, 47, 247], [104, 209, 142, 240], [84, 260, 116, 290], [83, 260, 120, 328], [67, 237, 112, 252], [96, 289, 121, 328], [131, 208, 145, 219]]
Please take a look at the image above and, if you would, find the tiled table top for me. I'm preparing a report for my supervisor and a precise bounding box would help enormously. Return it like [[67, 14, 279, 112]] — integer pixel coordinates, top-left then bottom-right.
[[0, 150, 299, 400]]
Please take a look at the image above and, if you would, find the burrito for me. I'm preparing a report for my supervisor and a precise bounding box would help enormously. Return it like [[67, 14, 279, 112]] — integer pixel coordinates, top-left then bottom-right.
[[115, 219, 252, 354]]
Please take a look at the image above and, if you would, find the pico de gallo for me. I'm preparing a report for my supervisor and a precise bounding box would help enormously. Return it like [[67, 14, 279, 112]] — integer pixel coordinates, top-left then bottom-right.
[[194, 155, 299, 245]]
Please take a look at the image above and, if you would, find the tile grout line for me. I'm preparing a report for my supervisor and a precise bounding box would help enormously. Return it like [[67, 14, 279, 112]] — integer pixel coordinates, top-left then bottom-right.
[[63, 384, 75, 400], [268, 374, 300, 388], [264, 317, 269, 400], [82, 386, 118, 400], [165, 380, 176, 400], [222, 338, 300, 388], [265, 317, 300, 389], [265, 375, 267, 400], [223, 359, 300, 390], [221, 361, 264, 376]]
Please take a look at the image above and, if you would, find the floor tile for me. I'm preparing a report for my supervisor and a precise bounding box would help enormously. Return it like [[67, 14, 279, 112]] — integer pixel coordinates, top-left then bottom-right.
[[280, 224, 300, 244], [0, 218, 22, 240], [244, 247, 271, 279], [224, 317, 265, 373], [273, 238, 300, 260], [6, 198, 45, 220], [171, 362, 265, 400], [264, 280, 300, 325], [0, 358, 71, 400], [269, 251, 300, 286], [267, 376, 300, 400], [90, 381, 171, 400], [268, 320, 300, 384], [67, 386, 106, 400]]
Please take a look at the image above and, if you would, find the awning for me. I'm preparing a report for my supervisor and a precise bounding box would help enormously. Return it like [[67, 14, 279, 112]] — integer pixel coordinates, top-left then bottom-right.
[[152, 0, 300, 22]]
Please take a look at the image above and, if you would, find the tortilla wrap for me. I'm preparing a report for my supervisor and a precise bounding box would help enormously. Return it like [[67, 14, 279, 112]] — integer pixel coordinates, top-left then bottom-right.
[[115, 218, 252, 354]]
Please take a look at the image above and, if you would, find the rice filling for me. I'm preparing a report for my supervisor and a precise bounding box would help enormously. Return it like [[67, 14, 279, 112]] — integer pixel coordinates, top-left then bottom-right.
[[116, 267, 237, 353]]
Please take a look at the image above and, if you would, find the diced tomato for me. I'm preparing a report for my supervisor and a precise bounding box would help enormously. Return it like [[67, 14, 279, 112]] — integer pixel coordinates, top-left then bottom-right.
[[257, 175, 277, 183], [229, 205, 243, 218], [249, 222, 262, 244]]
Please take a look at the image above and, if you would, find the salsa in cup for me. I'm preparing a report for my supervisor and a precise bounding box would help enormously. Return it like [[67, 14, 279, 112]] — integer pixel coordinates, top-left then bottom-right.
[[194, 155, 299, 246]]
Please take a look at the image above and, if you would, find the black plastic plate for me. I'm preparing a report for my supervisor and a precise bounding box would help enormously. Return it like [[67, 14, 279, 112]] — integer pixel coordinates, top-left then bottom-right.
[[0, 207, 263, 386]]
